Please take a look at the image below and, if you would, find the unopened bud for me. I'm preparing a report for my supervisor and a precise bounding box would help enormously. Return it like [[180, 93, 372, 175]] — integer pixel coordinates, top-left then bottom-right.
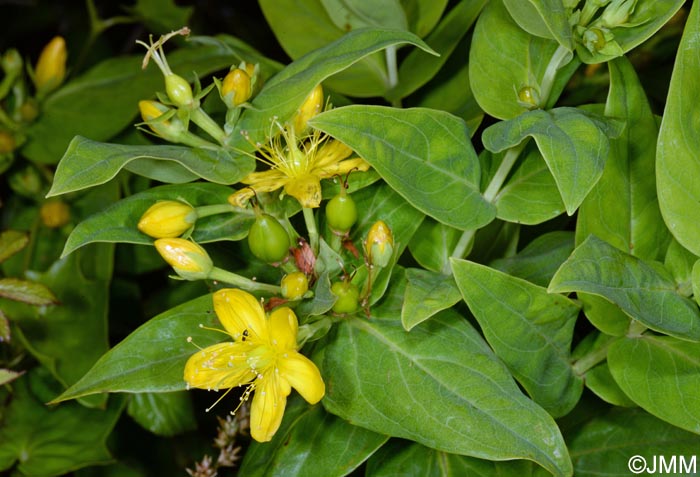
[[2, 49, 22, 77], [517, 86, 540, 109], [221, 68, 252, 107], [139, 100, 184, 141], [582, 27, 608, 52], [293, 84, 323, 133], [154, 238, 213, 280], [40, 200, 71, 228], [0, 131, 16, 154], [365, 220, 394, 268], [34, 36, 67, 95], [281, 272, 309, 300], [600, 0, 636, 27], [138, 200, 197, 238], [164, 73, 194, 108]]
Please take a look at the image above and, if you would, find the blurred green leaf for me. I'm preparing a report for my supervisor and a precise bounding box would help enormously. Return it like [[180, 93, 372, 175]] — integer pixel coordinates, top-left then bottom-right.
[[129, 0, 193, 33], [0, 230, 28, 263], [550, 235, 700, 341], [317, 309, 572, 476], [127, 391, 197, 437], [401, 268, 461, 331], [401, 0, 449, 38], [608, 335, 700, 434], [657, 0, 700, 257], [0, 277, 58, 305], [0, 368, 23, 385], [311, 105, 495, 230], [321, 0, 407, 30], [452, 258, 582, 417]]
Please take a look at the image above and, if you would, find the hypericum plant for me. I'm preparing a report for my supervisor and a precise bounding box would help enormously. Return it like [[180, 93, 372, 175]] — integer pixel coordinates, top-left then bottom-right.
[[25, 0, 700, 475]]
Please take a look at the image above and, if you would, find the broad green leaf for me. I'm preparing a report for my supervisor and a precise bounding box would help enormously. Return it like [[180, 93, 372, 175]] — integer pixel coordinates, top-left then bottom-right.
[[48, 137, 253, 197], [320, 0, 407, 30], [61, 183, 251, 257], [240, 396, 388, 477], [408, 218, 461, 273], [296, 272, 337, 317], [469, 0, 577, 119], [401, 268, 462, 330], [665, 238, 698, 297], [367, 440, 551, 477], [126, 391, 196, 437], [483, 107, 624, 215], [490, 231, 574, 288], [51, 294, 217, 402], [657, 0, 700, 257], [577, 56, 669, 261], [569, 408, 700, 475], [317, 309, 573, 476], [584, 363, 636, 407], [0, 373, 124, 477], [0, 277, 58, 306], [579, 292, 631, 337], [550, 235, 700, 342], [694, 261, 700, 307], [311, 105, 495, 230], [230, 27, 434, 147], [452, 259, 582, 417], [0, 229, 28, 263], [494, 145, 565, 225], [401, 0, 449, 38], [503, 0, 573, 49], [23, 43, 245, 164], [576, 1, 685, 64], [129, 0, 193, 33], [608, 335, 700, 434], [390, 0, 487, 100]]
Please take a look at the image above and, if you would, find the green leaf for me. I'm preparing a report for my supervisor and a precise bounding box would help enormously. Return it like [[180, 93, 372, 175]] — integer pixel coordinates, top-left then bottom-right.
[[0, 277, 58, 306], [584, 363, 637, 407], [469, 0, 576, 119], [483, 107, 624, 215], [579, 292, 631, 337], [23, 43, 243, 164], [0, 230, 28, 263], [694, 261, 700, 307], [317, 309, 573, 476], [129, 0, 193, 33], [608, 335, 700, 434], [489, 231, 574, 288], [502, 0, 573, 50], [0, 368, 23, 385], [320, 0, 407, 30], [51, 294, 218, 402], [494, 145, 565, 225], [408, 218, 461, 273], [657, 0, 700, 257], [48, 137, 253, 197], [239, 396, 388, 477], [575, 1, 685, 64], [230, 27, 435, 146], [577, 56, 669, 261], [665, 238, 698, 298], [401, 268, 462, 331], [568, 408, 700, 475], [402, 0, 449, 38], [311, 105, 495, 230], [126, 391, 196, 437], [390, 0, 487, 100], [452, 259, 582, 417], [0, 310, 9, 342], [61, 183, 252, 257], [0, 373, 124, 477], [550, 235, 700, 341]]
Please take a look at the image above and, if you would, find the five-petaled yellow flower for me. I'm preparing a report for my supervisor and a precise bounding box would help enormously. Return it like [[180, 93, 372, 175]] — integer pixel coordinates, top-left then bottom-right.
[[184, 288, 325, 442], [229, 125, 369, 209]]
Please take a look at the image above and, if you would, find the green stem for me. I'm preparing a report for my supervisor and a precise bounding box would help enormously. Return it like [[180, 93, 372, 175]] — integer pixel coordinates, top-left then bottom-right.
[[329, 232, 342, 254], [178, 130, 220, 149], [483, 141, 528, 202], [195, 204, 238, 218], [191, 107, 226, 145], [208, 267, 281, 294], [572, 339, 614, 376], [302, 207, 319, 255], [385, 46, 402, 108], [538, 44, 572, 108]]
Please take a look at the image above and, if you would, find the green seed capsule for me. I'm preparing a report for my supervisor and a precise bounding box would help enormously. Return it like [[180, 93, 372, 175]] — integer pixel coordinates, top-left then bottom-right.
[[165, 73, 194, 107], [331, 281, 360, 314], [326, 193, 357, 233], [248, 214, 290, 263]]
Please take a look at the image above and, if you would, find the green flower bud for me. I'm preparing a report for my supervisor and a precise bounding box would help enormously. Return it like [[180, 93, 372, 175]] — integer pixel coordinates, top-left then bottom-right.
[[248, 213, 291, 263], [364, 220, 394, 268], [138, 200, 197, 238], [326, 192, 357, 233], [582, 27, 607, 52], [281, 272, 309, 300], [331, 281, 360, 314], [1, 49, 22, 77], [600, 0, 636, 27], [154, 238, 213, 280]]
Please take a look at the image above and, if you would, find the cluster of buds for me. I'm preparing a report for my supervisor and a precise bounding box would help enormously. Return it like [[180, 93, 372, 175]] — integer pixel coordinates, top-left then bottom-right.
[[569, 0, 637, 56]]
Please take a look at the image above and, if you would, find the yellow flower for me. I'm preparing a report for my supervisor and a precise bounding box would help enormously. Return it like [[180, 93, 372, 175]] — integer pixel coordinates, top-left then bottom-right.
[[229, 125, 369, 209], [184, 289, 325, 442]]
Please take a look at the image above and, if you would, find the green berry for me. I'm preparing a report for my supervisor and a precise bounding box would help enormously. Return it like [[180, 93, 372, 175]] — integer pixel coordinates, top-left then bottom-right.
[[248, 214, 290, 263], [326, 193, 357, 233], [331, 281, 360, 314]]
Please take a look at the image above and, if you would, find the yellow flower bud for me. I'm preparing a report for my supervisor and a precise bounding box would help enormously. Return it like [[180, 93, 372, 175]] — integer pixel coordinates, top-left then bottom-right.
[[365, 220, 394, 268], [281, 272, 309, 300], [154, 238, 213, 281], [34, 36, 67, 95], [138, 200, 197, 238], [40, 200, 71, 228], [0, 131, 16, 154], [221, 68, 252, 107], [243, 62, 256, 78], [138, 100, 184, 141], [293, 84, 324, 133]]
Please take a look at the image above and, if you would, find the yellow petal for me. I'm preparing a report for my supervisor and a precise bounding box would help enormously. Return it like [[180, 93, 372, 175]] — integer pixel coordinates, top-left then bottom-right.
[[267, 307, 298, 351], [249, 373, 290, 442], [241, 168, 288, 187], [184, 342, 255, 390], [213, 289, 267, 342], [317, 157, 370, 180], [279, 352, 325, 404], [314, 139, 353, 168], [284, 174, 322, 208]]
